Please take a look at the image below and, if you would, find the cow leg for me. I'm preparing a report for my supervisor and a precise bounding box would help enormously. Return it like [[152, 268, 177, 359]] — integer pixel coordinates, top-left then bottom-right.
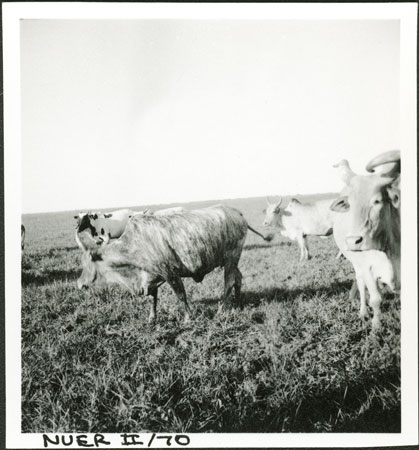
[[296, 234, 307, 261], [224, 263, 237, 307], [147, 286, 158, 323], [355, 272, 367, 320], [349, 279, 358, 300], [168, 277, 192, 323], [303, 236, 311, 260], [235, 268, 243, 307], [364, 275, 382, 331]]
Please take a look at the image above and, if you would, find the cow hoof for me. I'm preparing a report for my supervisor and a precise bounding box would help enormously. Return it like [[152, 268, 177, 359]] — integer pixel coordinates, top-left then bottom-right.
[[148, 316, 156, 324], [371, 319, 381, 331], [217, 302, 233, 315], [359, 310, 368, 320], [183, 313, 191, 324]]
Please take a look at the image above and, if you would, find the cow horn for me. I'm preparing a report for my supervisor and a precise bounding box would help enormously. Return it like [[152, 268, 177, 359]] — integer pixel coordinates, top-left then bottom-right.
[[366, 150, 400, 174], [333, 159, 356, 184], [276, 197, 283, 207], [332, 159, 348, 168]]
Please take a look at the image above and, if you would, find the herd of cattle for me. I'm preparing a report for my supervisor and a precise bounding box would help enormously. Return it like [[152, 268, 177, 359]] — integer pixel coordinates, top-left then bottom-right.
[[22, 150, 401, 330]]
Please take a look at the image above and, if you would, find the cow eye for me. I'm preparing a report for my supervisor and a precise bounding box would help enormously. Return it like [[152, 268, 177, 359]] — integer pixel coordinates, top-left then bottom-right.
[[374, 198, 382, 205]]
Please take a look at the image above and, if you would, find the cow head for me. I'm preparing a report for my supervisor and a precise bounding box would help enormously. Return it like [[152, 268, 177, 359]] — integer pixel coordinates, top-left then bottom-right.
[[263, 197, 283, 227], [76, 233, 104, 289], [330, 151, 400, 252], [74, 212, 99, 236]]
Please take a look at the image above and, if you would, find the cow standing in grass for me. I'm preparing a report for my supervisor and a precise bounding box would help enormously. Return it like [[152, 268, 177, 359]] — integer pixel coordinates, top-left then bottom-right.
[[77, 205, 271, 322], [331, 150, 400, 330], [263, 197, 335, 261]]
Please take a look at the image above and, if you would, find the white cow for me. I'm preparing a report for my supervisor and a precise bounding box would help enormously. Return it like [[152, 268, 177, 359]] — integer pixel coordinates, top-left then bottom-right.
[[153, 206, 186, 216], [74, 208, 133, 245], [331, 150, 400, 329], [263, 197, 335, 261]]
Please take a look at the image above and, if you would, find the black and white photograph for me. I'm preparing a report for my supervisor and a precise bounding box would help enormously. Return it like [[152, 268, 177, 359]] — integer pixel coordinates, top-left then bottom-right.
[[3, 2, 418, 448]]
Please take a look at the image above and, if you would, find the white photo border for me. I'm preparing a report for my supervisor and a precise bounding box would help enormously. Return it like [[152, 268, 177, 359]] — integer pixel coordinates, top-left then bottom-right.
[[3, 2, 418, 448]]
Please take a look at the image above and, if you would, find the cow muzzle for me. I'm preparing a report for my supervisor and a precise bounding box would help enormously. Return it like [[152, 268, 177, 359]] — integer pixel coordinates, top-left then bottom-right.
[[345, 236, 364, 251]]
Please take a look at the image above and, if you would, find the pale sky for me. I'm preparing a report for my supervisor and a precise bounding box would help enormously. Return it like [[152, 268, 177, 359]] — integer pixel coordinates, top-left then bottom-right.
[[21, 19, 400, 213]]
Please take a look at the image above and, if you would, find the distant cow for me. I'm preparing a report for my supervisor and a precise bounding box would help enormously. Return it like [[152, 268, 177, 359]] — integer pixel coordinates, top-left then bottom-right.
[[150, 206, 187, 216], [21, 224, 25, 250], [75, 209, 133, 246], [331, 150, 400, 329], [133, 206, 187, 217], [263, 197, 334, 261], [77, 205, 271, 322]]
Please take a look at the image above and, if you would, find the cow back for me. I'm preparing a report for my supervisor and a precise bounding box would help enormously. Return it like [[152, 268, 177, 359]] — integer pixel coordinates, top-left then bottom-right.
[[101, 205, 247, 279], [285, 199, 335, 235]]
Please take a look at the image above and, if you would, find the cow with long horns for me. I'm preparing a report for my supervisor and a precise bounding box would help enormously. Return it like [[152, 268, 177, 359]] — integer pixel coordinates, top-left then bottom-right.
[[263, 197, 335, 261], [331, 150, 401, 329], [76, 205, 271, 322]]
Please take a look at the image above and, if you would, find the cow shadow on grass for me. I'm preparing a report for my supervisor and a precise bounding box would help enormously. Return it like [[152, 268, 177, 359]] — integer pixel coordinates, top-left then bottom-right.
[[244, 241, 293, 251], [39, 245, 81, 257], [196, 280, 354, 307], [22, 268, 80, 287], [233, 366, 400, 432]]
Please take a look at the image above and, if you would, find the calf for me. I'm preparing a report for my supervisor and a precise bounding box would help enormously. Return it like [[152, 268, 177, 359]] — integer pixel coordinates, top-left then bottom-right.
[[77, 205, 270, 322], [343, 249, 397, 328]]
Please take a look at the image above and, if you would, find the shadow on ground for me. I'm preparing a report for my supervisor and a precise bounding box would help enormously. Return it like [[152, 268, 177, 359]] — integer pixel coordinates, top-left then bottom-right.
[[244, 241, 293, 251], [22, 268, 79, 287], [196, 280, 354, 307], [231, 367, 400, 432]]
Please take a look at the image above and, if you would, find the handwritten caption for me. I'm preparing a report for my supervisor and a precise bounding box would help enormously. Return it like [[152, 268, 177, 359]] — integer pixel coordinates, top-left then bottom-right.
[[43, 433, 190, 448]]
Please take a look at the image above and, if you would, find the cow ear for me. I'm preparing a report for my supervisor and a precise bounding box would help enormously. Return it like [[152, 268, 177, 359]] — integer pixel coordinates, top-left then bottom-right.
[[387, 186, 400, 209], [330, 196, 349, 212]]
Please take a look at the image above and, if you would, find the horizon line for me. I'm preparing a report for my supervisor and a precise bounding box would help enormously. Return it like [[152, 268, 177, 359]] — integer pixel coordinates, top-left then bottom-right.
[[21, 191, 339, 216]]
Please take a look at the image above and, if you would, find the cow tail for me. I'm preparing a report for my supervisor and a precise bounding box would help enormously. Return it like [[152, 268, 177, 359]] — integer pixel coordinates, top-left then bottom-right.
[[247, 225, 273, 242]]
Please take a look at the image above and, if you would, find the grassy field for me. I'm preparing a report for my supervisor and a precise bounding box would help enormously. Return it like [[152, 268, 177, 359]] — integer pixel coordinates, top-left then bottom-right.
[[21, 195, 400, 433]]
